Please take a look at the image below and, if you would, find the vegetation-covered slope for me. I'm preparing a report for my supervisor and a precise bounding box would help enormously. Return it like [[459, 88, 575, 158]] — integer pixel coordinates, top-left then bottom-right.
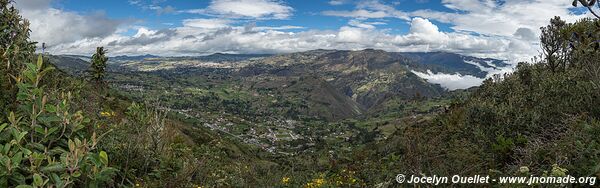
[[337, 16, 600, 186], [4, 0, 600, 187]]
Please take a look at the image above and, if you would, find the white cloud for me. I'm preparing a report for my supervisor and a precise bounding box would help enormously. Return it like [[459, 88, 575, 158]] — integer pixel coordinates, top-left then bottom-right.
[[185, 0, 293, 20], [412, 56, 516, 90], [412, 70, 484, 90], [413, 0, 591, 37], [329, 0, 347, 5], [337, 26, 365, 43], [408, 17, 443, 37], [513, 27, 538, 41], [18, 7, 122, 48], [320, 0, 594, 63], [40, 16, 522, 62], [441, 0, 494, 12], [348, 19, 385, 29], [132, 28, 155, 37], [463, 60, 497, 73], [182, 18, 232, 29]]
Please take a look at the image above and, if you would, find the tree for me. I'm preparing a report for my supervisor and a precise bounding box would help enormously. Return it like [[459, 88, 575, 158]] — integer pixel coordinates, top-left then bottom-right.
[[540, 16, 568, 72], [0, 0, 37, 119], [89, 47, 108, 84]]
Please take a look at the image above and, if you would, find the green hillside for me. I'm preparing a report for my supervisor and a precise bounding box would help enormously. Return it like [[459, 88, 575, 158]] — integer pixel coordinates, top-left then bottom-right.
[[3, 0, 600, 187], [335, 16, 600, 186]]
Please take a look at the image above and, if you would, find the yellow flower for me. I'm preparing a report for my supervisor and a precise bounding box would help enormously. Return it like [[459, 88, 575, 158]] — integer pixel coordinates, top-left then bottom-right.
[[282, 176, 290, 184], [304, 182, 314, 188], [100, 111, 115, 117], [135, 183, 140, 187], [305, 177, 327, 188], [314, 178, 325, 186]]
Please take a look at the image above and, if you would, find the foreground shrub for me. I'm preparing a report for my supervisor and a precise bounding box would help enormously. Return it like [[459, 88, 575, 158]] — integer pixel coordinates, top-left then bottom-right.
[[0, 56, 116, 187]]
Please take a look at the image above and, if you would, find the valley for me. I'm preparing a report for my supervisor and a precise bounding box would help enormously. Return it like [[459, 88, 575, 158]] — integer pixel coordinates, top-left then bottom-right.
[[4, 0, 600, 187], [51, 49, 507, 154]]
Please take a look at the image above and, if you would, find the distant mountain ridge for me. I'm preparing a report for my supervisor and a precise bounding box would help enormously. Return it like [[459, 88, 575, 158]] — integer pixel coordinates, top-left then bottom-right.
[[398, 51, 510, 78], [52, 50, 509, 78], [112, 54, 160, 61], [111, 53, 272, 62]]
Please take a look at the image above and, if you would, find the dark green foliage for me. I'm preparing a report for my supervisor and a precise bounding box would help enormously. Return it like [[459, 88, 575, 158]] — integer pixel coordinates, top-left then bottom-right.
[[0, 0, 37, 120], [1, 56, 117, 187], [540, 16, 568, 72], [0, 2, 118, 186], [89, 47, 108, 84]]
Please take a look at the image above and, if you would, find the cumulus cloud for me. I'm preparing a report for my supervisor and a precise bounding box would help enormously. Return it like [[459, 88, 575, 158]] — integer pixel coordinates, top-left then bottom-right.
[[391, 18, 513, 57], [16, 4, 122, 48], [413, 0, 591, 37], [408, 17, 444, 38], [321, 0, 593, 62], [337, 26, 365, 43], [109, 28, 177, 46], [183, 0, 293, 20], [12, 0, 525, 60], [329, 0, 588, 38], [38, 15, 522, 62], [513, 27, 538, 41]]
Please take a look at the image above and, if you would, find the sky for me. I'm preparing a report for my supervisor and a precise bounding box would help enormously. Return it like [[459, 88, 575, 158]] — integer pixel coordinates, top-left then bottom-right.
[[14, 0, 593, 61]]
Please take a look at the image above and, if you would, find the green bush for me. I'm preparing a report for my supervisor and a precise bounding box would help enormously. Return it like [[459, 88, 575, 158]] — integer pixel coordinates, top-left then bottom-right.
[[0, 56, 117, 187], [0, 0, 37, 121]]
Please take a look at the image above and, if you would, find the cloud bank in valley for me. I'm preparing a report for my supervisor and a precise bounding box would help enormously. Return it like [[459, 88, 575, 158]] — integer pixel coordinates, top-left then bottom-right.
[[412, 70, 485, 90], [412, 62, 514, 90]]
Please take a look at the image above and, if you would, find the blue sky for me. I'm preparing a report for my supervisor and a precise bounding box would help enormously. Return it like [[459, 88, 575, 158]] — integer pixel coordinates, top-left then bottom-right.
[[55, 0, 454, 34], [14, 0, 592, 60]]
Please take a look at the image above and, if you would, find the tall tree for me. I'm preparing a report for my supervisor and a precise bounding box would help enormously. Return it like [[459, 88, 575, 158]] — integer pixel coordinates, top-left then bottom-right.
[[89, 47, 108, 85], [0, 0, 37, 119], [540, 16, 568, 72]]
